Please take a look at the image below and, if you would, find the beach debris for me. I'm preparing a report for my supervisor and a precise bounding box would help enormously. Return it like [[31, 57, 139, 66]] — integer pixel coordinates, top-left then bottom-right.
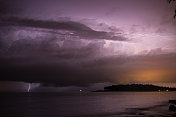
[[169, 105, 176, 111], [169, 100, 176, 112]]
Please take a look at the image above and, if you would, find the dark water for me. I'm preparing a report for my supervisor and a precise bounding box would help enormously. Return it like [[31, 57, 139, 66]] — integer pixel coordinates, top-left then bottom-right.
[[0, 92, 176, 117]]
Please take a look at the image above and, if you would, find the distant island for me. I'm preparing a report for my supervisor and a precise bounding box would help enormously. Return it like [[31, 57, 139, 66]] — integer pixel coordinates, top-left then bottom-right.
[[93, 84, 176, 92]]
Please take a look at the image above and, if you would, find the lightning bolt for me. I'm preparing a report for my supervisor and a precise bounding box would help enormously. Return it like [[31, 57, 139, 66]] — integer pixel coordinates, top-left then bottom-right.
[[27, 83, 31, 92]]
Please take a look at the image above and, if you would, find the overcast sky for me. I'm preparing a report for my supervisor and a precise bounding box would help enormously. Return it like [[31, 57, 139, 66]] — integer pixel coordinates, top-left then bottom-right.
[[0, 0, 176, 91]]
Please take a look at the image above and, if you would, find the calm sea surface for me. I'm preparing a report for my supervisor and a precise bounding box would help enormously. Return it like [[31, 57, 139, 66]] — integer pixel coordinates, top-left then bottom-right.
[[0, 92, 176, 117]]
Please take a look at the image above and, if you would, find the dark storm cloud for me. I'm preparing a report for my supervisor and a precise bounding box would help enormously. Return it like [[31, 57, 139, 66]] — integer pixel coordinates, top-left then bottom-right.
[[0, 53, 176, 86], [0, 1, 19, 15], [55, 46, 100, 59], [0, 57, 106, 86], [0, 17, 128, 41], [0, 17, 92, 31], [0, 34, 122, 86], [2, 36, 103, 60], [0, 1, 9, 14]]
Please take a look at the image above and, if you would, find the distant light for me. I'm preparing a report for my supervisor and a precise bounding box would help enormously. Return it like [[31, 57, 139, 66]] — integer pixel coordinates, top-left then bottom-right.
[[80, 89, 82, 92], [69, 32, 74, 35], [166, 89, 169, 92]]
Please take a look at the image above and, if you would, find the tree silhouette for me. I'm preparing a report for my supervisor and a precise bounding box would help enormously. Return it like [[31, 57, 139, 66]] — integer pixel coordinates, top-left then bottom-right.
[[167, 0, 176, 19]]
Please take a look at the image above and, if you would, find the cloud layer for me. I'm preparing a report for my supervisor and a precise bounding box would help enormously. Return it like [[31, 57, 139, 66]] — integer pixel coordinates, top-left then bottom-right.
[[0, 0, 176, 87]]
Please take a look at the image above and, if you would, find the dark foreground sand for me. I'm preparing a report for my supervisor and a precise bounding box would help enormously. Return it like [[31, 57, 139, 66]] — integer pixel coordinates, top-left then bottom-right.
[[122, 102, 176, 117], [76, 102, 176, 117]]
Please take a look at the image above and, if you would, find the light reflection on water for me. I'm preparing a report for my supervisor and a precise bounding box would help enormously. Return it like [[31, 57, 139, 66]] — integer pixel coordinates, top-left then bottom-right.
[[0, 92, 176, 117]]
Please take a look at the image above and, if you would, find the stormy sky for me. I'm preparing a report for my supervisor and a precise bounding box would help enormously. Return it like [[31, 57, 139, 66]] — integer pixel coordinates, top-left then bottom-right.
[[0, 0, 176, 91]]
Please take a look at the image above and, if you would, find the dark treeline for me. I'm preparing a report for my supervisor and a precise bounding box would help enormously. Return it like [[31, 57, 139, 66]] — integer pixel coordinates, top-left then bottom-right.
[[104, 84, 176, 91]]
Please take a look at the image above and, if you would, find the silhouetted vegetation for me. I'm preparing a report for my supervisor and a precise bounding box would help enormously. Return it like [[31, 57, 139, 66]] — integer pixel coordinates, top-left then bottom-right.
[[103, 84, 176, 92], [167, 0, 176, 19]]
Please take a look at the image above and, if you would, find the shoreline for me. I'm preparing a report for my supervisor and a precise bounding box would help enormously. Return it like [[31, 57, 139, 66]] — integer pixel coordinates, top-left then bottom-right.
[[122, 103, 176, 117], [71, 102, 176, 117]]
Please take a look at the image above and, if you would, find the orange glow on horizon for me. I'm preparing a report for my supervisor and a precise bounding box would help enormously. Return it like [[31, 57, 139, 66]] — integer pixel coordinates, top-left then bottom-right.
[[125, 69, 176, 83]]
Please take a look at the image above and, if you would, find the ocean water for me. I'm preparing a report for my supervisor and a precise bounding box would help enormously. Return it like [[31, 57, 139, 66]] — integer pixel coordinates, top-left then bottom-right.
[[0, 92, 176, 117]]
